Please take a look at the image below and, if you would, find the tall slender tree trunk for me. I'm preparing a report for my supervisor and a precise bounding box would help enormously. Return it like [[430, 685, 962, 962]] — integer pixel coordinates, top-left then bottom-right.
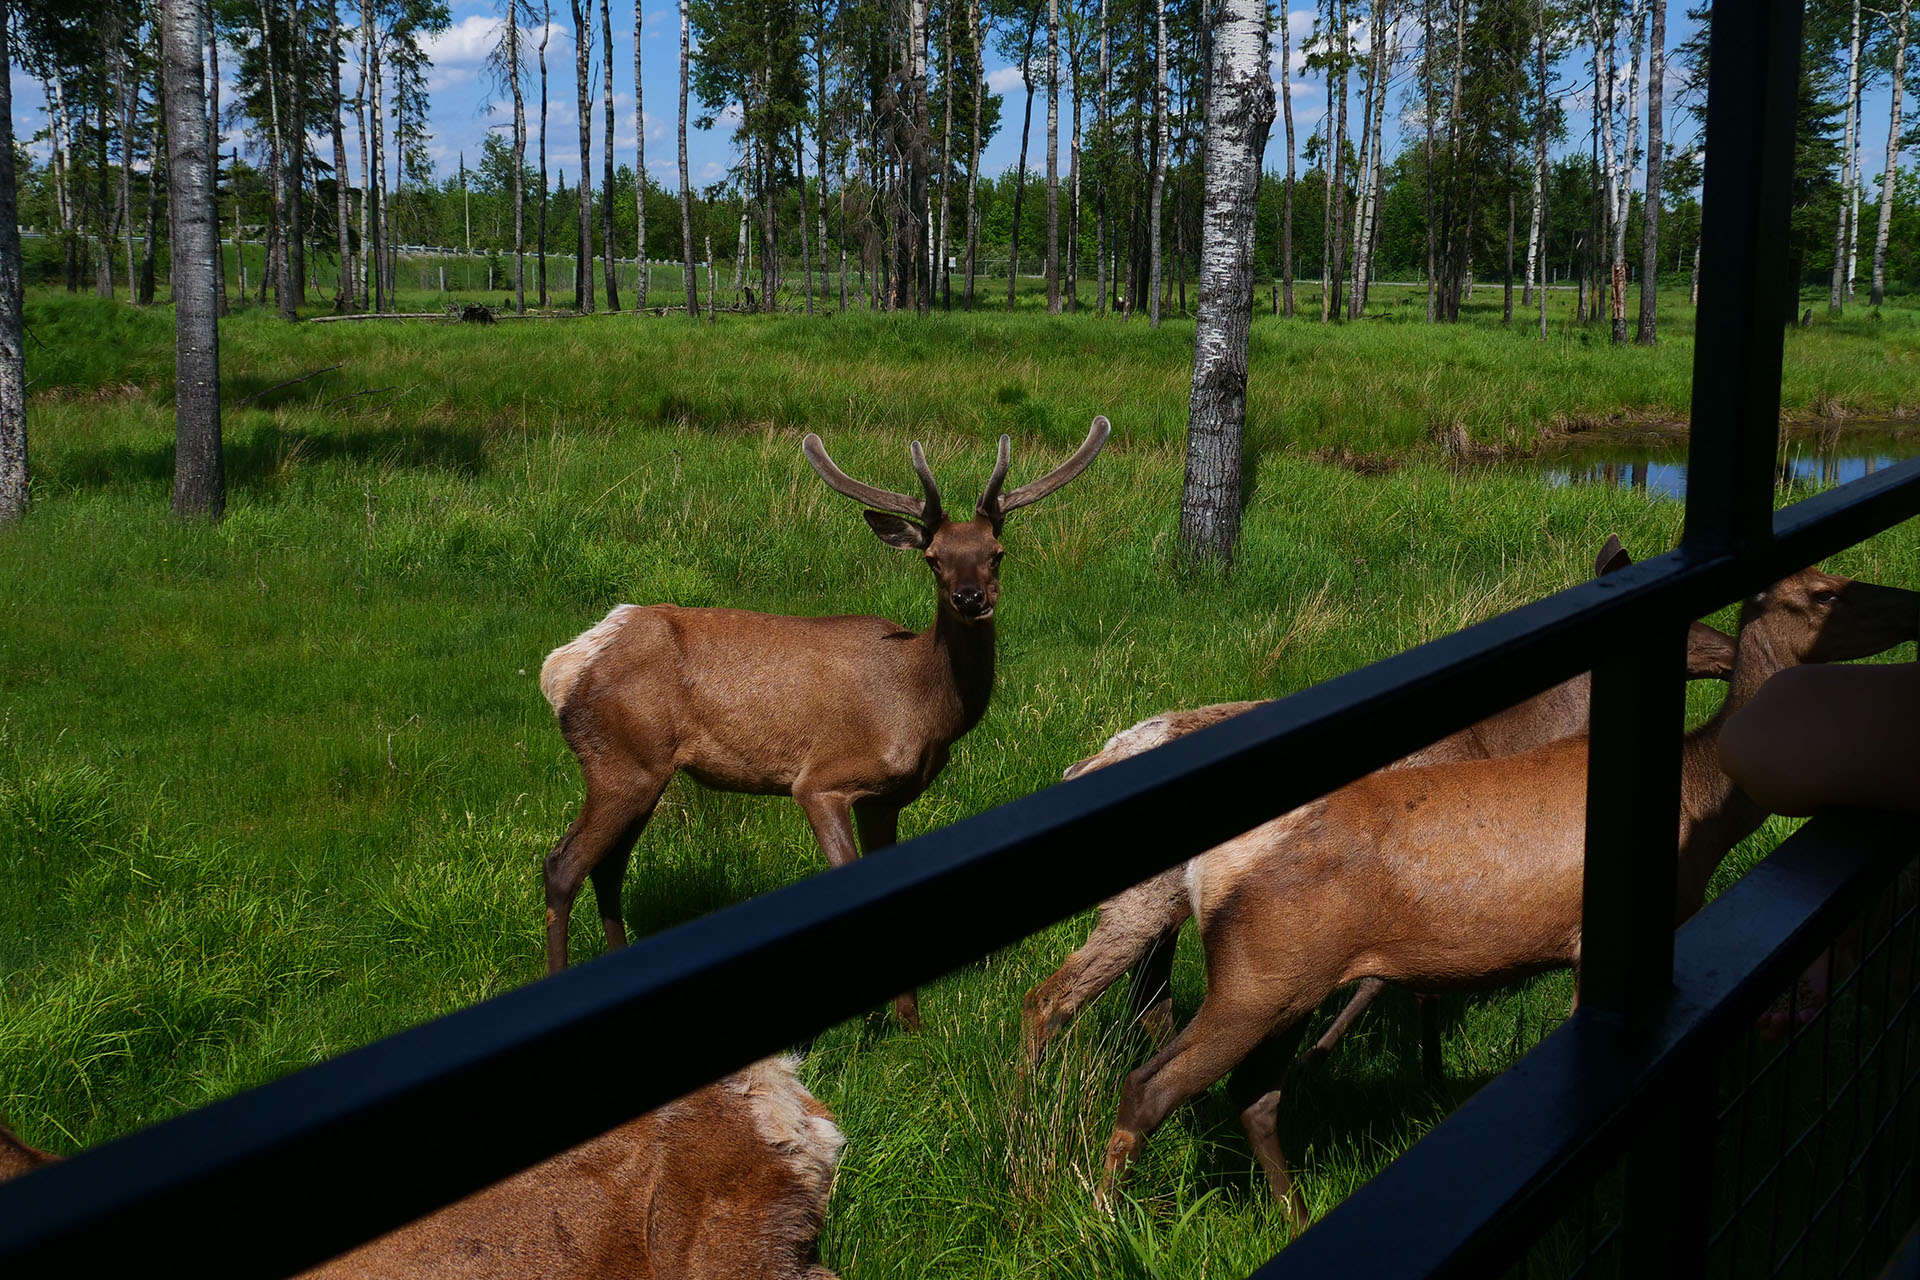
[[511, 0, 527, 312], [1180, 0, 1274, 564], [330, 0, 352, 311], [1065, 21, 1082, 311], [1280, 0, 1294, 316], [119, 47, 137, 303], [1347, 10, 1375, 321], [600, 0, 621, 309], [1422, 0, 1436, 319], [1831, 0, 1862, 313], [1147, 0, 1166, 326], [287, 11, 307, 310], [366, 3, 388, 312], [1046, 0, 1061, 311], [1504, 178, 1515, 321], [910, 0, 932, 312], [1872, 0, 1910, 307], [1535, 0, 1549, 340], [679, 0, 698, 317], [1637, 0, 1665, 343], [1609, 0, 1642, 343], [634, 0, 647, 309], [1095, 0, 1108, 314], [1330, 0, 1350, 320], [163, 0, 223, 520], [573, 0, 594, 311], [139, 98, 162, 304], [202, 34, 227, 314], [538, 1, 551, 306], [964, 0, 985, 308], [797, 129, 814, 313], [0, 2, 25, 525], [940, 1, 956, 308], [1008, 23, 1036, 311]]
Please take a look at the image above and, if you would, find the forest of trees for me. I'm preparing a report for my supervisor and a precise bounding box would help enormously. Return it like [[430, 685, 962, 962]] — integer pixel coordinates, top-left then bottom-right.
[[6, 0, 1920, 329]]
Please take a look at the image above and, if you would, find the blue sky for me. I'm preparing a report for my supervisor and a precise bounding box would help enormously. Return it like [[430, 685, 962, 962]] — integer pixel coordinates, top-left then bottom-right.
[[2, 7, 1901, 203]]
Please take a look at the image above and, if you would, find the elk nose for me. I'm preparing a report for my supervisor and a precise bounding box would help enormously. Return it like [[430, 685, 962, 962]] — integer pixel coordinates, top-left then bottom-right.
[[953, 586, 986, 615]]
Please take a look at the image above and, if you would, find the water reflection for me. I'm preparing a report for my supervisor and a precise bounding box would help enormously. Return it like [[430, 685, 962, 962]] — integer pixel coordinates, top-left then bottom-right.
[[1541, 430, 1920, 501]]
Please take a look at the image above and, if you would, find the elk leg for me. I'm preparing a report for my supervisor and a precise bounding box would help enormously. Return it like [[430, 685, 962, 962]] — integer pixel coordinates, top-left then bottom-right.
[[1021, 869, 1190, 1070], [1293, 977, 1388, 1077], [851, 801, 922, 1031], [1229, 1023, 1313, 1229], [1129, 923, 1182, 1047], [1098, 988, 1297, 1212], [544, 776, 667, 974]]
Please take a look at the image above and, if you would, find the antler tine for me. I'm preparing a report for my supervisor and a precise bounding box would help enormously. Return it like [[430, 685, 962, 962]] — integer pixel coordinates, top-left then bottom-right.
[[995, 415, 1112, 516], [801, 432, 933, 521], [909, 441, 945, 528], [975, 434, 1012, 520]]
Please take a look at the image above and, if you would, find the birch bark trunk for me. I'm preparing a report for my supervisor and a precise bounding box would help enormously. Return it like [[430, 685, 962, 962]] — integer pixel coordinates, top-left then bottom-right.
[[1147, 0, 1166, 326], [163, 0, 224, 520], [939, 1, 956, 308], [120, 46, 137, 302], [0, 1, 25, 524], [1636, 0, 1664, 343], [1065, 18, 1081, 311], [573, 0, 593, 311], [1047, 0, 1061, 311], [259, 0, 293, 317], [1534, 0, 1549, 339], [1280, 0, 1294, 316], [679, 0, 699, 317], [635, 0, 646, 309], [1094, 0, 1107, 313], [1831, 0, 1861, 313], [1610, 0, 1643, 343], [507, 0, 525, 311], [600, 0, 621, 310], [798, 130, 814, 313], [1180, 0, 1274, 565], [539, 1, 551, 305], [964, 0, 984, 308], [1871, 0, 1910, 307], [331, 0, 352, 311], [910, 0, 932, 312]]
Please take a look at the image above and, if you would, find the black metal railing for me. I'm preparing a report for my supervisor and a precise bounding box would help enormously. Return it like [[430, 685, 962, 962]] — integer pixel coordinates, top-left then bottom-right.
[[2, 1, 1916, 1276]]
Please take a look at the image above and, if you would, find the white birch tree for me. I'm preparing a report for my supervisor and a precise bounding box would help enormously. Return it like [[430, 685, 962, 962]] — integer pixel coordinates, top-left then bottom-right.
[[163, 0, 224, 519], [1179, 0, 1274, 564], [1871, 0, 1909, 307]]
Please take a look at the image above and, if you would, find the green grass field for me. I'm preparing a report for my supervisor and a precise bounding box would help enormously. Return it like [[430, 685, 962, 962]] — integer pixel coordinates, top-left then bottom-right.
[[4, 288, 1918, 1275]]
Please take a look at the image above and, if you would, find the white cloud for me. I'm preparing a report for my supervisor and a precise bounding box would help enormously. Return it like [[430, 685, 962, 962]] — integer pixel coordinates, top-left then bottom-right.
[[986, 64, 1027, 94], [699, 160, 725, 181], [430, 66, 477, 93], [424, 14, 505, 67]]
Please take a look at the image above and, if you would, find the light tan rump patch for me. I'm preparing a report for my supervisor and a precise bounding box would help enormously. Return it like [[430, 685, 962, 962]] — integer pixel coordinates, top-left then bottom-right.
[[540, 605, 639, 713]]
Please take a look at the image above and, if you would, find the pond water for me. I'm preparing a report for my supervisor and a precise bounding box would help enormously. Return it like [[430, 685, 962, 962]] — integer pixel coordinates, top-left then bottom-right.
[[1538, 422, 1920, 500]]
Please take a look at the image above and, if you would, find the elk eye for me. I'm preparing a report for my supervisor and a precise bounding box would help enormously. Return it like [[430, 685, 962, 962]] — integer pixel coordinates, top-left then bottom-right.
[[1812, 588, 1838, 605]]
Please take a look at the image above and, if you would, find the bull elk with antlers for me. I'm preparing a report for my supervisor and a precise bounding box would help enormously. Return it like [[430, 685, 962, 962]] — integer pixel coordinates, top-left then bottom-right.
[[540, 418, 1112, 1027]]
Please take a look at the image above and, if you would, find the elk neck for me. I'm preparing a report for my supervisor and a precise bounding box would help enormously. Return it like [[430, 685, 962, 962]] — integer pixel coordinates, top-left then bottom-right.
[[919, 605, 997, 736], [1673, 609, 1793, 908]]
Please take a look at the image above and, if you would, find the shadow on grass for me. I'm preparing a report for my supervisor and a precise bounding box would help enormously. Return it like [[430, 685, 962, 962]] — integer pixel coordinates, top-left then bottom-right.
[[41, 419, 494, 493]]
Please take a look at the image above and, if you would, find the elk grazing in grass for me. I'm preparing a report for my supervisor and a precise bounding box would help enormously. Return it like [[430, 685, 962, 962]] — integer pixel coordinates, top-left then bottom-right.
[[541, 419, 1111, 1028], [1095, 566, 1918, 1226], [0, 1065, 843, 1280], [1022, 537, 1739, 1075]]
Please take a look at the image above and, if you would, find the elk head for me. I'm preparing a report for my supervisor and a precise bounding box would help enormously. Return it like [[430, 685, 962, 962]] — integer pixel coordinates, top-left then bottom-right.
[[802, 417, 1111, 625], [1744, 567, 1920, 666]]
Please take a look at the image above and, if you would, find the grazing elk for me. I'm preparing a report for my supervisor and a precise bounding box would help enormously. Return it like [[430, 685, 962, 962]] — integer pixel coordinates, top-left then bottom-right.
[[1022, 537, 1739, 1075], [1096, 566, 1918, 1226], [541, 419, 1111, 1029], [0, 1065, 843, 1280], [304, 1058, 843, 1280]]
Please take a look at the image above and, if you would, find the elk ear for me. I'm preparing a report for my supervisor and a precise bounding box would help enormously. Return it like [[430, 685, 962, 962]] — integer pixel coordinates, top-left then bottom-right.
[[864, 510, 931, 550], [1595, 535, 1631, 576]]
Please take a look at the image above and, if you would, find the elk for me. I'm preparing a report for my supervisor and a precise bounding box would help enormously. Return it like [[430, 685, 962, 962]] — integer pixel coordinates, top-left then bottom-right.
[[1023, 537, 1739, 1074], [0, 1065, 843, 1280], [541, 419, 1112, 1029], [1096, 566, 1919, 1226]]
